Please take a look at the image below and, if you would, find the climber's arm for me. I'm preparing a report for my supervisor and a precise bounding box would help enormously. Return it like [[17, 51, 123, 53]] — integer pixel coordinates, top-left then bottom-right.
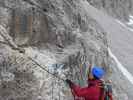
[[71, 83, 97, 97]]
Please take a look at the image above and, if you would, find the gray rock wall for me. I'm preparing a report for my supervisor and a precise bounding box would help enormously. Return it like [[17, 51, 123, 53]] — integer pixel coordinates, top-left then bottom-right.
[[0, 0, 111, 100], [87, 0, 133, 21]]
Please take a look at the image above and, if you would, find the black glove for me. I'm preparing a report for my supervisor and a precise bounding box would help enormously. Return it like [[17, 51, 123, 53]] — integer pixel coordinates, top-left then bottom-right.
[[66, 79, 73, 86]]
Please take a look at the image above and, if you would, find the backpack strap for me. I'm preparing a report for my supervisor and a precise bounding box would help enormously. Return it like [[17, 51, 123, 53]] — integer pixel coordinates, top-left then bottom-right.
[[99, 85, 106, 100], [106, 82, 113, 100], [99, 81, 113, 100], [95, 80, 105, 100]]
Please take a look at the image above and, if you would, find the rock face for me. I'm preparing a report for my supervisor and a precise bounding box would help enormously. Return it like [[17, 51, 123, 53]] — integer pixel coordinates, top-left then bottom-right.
[[87, 0, 133, 21], [0, 0, 129, 100]]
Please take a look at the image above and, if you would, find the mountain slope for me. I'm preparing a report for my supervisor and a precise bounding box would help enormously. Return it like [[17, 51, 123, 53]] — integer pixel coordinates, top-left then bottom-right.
[[80, 0, 133, 99], [0, 0, 132, 100]]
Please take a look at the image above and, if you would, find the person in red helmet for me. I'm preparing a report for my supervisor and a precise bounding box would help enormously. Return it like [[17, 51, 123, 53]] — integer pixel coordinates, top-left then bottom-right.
[[66, 65, 112, 100]]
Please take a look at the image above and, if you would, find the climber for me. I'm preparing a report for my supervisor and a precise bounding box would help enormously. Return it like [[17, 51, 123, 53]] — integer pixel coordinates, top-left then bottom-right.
[[66, 65, 113, 100]]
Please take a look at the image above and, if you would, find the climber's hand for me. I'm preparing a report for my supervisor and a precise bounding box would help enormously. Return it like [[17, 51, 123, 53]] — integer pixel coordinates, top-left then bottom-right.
[[66, 79, 73, 86]]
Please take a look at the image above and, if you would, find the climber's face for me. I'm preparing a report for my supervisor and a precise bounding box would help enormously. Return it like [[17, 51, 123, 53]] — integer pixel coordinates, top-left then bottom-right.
[[88, 73, 94, 80]]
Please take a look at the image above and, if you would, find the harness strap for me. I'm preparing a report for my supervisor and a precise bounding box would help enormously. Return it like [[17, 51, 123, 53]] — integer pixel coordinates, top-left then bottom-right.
[[99, 86, 113, 100], [99, 87, 105, 100]]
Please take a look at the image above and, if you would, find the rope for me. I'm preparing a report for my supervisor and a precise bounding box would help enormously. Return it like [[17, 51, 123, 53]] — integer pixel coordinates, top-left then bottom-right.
[[0, 24, 65, 82], [27, 56, 65, 82]]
